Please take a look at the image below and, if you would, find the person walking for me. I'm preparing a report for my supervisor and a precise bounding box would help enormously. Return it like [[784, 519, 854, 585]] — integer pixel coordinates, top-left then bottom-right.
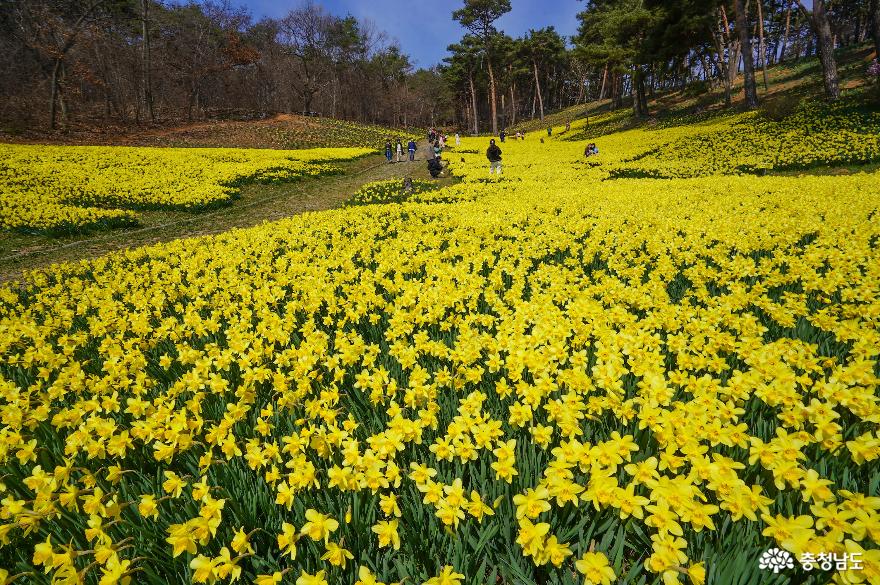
[[455, 132, 461, 146], [547, 126, 552, 137], [439, 133, 446, 149], [433, 140, 442, 159], [486, 138, 502, 175], [395, 139, 403, 162], [500, 129, 506, 143], [407, 138, 417, 161], [385, 140, 393, 163]]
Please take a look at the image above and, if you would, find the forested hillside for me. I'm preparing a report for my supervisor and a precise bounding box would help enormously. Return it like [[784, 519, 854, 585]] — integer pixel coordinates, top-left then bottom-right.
[[0, 0, 445, 132], [1, 0, 877, 136]]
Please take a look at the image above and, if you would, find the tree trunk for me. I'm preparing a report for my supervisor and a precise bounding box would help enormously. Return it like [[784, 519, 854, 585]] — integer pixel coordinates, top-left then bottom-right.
[[857, 20, 864, 44], [58, 61, 68, 125], [510, 82, 516, 127], [800, 0, 840, 99], [45, 0, 107, 130], [500, 92, 505, 129], [487, 58, 498, 135], [631, 72, 640, 116], [188, 86, 198, 122], [780, 3, 792, 63], [631, 66, 649, 117], [720, 5, 741, 89], [871, 0, 880, 59], [599, 62, 608, 100], [49, 59, 61, 130], [403, 82, 408, 127], [611, 72, 623, 109], [141, 0, 155, 123], [700, 53, 712, 85], [757, 0, 769, 91], [639, 70, 649, 115], [468, 71, 479, 134], [735, 0, 760, 108], [532, 59, 545, 121], [711, 20, 732, 106]]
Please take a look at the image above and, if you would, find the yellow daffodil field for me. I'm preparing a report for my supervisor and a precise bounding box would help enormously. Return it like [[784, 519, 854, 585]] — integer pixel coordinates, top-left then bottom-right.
[[346, 180, 438, 206], [0, 145, 371, 233], [603, 101, 880, 179], [1, 103, 880, 585]]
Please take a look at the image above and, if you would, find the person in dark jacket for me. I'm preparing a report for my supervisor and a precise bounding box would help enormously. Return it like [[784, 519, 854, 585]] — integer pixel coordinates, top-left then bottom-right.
[[486, 139, 502, 175], [500, 129, 506, 142], [427, 156, 443, 178], [407, 139, 417, 161], [384, 140, 393, 162]]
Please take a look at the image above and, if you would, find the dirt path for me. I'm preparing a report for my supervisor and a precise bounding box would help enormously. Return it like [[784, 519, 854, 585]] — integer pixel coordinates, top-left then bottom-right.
[[0, 145, 453, 283]]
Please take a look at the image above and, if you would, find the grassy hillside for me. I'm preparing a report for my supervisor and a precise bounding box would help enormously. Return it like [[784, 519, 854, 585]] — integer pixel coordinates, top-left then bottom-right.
[[510, 44, 878, 136], [1, 114, 420, 151]]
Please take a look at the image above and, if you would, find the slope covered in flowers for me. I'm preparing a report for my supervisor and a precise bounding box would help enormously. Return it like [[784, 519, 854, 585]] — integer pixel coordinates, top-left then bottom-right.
[[0, 107, 878, 585], [345, 179, 439, 206], [0, 145, 371, 233], [126, 115, 421, 151], [605, 101, 880, 178]]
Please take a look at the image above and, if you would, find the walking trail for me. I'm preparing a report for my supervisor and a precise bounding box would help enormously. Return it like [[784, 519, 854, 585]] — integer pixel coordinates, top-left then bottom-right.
[[0, 143, 453, 283]]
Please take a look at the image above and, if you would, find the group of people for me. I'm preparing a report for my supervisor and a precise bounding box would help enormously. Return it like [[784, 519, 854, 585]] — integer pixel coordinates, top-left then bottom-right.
[[428, 128, 463, 147], [426, 128, 455, 178], [498, 129, 528, 143], [387, 125, 598, 179], [483, 131, 599, 175], [385, 138, 418, 163], [383, 128, 463, 178]]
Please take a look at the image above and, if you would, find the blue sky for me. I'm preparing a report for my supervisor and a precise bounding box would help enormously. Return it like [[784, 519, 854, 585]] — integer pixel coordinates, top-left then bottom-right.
[[237, 0, 585, 68]]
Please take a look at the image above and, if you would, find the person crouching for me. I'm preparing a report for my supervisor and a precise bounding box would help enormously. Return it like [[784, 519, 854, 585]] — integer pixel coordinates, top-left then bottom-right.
[[428, 156, 444, 178]]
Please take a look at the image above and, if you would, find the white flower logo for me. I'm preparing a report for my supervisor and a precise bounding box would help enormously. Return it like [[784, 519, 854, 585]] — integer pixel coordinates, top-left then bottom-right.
[[759, 548, 794, 573]]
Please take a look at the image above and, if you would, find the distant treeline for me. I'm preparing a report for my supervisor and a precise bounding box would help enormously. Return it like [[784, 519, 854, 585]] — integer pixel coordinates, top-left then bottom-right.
[[0, 0, 877, 134], [443, 0, 880, 135], [0, 0, 452, 132]]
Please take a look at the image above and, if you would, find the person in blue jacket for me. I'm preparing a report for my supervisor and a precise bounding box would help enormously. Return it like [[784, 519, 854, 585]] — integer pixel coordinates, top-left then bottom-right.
[[407, 139, 417, 162]]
